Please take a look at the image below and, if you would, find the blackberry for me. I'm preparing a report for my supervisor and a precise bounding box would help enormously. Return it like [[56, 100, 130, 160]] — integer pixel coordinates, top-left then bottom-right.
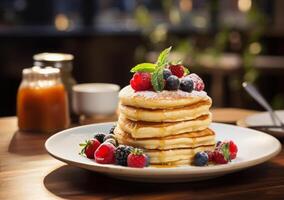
[[94, 133, 107, 143], [115, 145, 134, 166], [109, 124, 116, 135], [163, 68, 172, 80], [165, 75, 180, 91], [180, 77, 194, 93]]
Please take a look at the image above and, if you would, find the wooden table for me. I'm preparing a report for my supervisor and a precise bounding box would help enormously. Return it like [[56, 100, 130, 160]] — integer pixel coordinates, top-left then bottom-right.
[[1, 110, 284, 200]]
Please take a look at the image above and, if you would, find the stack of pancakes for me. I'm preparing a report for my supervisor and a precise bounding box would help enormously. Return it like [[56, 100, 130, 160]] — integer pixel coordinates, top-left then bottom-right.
[[114, 85, 215, 166]]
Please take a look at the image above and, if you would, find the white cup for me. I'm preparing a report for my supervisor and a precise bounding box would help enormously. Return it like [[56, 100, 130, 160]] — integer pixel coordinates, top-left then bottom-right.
[[72, 83, 120, 116]]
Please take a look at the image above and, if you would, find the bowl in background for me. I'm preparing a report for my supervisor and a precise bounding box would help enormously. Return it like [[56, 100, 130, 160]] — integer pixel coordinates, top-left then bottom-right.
[[72, 83, 120, 116]]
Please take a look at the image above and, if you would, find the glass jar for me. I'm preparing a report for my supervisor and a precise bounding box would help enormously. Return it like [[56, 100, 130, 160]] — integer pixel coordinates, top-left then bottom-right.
[[17, 67, 70, 133], [33, 53, 77, 121]]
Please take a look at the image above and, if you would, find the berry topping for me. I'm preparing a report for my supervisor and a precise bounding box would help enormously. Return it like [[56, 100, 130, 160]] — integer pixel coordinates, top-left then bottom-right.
[[205, 150, 214, 162], [228, 140, 238, 160], [127, 148, 148, 168], [187, 73, 205, 91], [103, 134, 116, 142], [163, 68, 172, 80], [130, 72, 152, 91], [79, 139, 101, 159], [216, 141, 222, 148], [115, 145, 134, 166], [109, 124, 116, 135], [104, 138, 118, 147], [95, 142, 116, 164], [193, 151, 209, 166], [94, 133, 107, 144], [165, 75, 180, 91], [169, 65, 184, 78], [212, 150, 228, 164], [180, 77, 194, 93]]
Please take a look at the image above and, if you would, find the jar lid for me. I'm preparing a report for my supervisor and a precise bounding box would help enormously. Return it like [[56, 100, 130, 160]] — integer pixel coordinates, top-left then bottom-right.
[[33, 53, 74, 62], [23, 66, 60, 79]]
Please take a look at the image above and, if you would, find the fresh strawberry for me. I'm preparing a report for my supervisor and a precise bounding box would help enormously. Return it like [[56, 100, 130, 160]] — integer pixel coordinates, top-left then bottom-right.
[[213, 142, 231, 164], [228, 140, 238, 160], [95, 142, 116, 164], [79, 139, 101, 159], [169, 65, 184, 78], [130, 72, 152, 91], [187, 73, 205, 91], [127, 148, 148, 168], [212, 150, 228, 164]]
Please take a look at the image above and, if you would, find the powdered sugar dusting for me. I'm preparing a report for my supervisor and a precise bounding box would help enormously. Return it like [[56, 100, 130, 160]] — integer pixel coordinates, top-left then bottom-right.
[[120, 85, 208, 100]]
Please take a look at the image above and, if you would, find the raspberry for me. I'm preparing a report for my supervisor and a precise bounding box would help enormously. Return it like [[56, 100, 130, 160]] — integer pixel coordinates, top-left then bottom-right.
[[95, 142, 116, 164], [79, 139, 101, 159], [212, 150, 228, 164], [94, 133, 107, 143], [187, 73, 205, 91], [228, 140, 238, 160], [169, 65, 184, 78], [127, 148, 148, 168], [115, 145, 134, 166], [130, 72, 152, 91], [205, 151, 214, 162]]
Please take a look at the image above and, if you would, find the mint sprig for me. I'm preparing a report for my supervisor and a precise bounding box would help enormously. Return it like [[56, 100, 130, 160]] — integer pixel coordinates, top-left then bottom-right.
[[151, 66, 165, 91], [156, 46, 172, 67], [151, 46, 172, 91], [130, 63, 156, 73]]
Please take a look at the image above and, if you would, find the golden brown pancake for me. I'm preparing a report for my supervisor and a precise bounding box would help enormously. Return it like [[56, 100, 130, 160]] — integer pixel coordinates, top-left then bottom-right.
[[119, 99, 211, 122], [145, 145, 215, 164], [118, 113, 212, 138], [114, 125, 215, 150], [119, 85, 211, 109]]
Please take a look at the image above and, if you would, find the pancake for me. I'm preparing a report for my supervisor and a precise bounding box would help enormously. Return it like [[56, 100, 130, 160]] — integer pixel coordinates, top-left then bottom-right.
[[119, 99, 211, 122], [118, 113, 212, 138], [119, 85, 211, 109], [114, 126, 215, 150], [145, 145, 215, 164]]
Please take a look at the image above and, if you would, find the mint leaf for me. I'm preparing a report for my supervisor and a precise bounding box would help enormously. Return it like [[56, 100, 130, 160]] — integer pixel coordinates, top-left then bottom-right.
[[221, 143, 231, 162], [156, 46, 172, 67], [151, 66, 165, 91], [184, 67, 190, 75], [130, 63, 156, 73]]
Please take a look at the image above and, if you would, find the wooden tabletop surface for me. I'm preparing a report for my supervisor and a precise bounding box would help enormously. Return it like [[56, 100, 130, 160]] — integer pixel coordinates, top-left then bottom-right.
[[1, 109, 284, 200]]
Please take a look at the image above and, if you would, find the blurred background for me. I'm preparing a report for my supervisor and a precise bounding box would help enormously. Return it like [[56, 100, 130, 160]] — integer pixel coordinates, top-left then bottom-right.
[[0, 0, 284, 116]]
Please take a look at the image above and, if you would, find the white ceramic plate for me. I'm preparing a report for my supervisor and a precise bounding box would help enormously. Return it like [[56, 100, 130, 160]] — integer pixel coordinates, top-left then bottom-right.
[[45, 122, 281, 183]]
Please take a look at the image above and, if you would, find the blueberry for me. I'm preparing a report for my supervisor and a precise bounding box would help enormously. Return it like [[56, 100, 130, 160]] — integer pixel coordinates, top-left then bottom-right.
[[193, 151, 209, 166], [104, 138, 118, 147], [163, 69, 172, 80], [216, 141, 222, 147], [165, 75, 180, 90], [180, 77, 194, 93], [104, 134, 116, 142], [109, 124, 116, 135], [94, 133, 107, 143]]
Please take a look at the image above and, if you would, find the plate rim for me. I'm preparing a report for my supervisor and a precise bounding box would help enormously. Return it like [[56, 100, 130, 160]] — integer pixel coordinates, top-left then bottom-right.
[[45, 122, 282, 175]]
